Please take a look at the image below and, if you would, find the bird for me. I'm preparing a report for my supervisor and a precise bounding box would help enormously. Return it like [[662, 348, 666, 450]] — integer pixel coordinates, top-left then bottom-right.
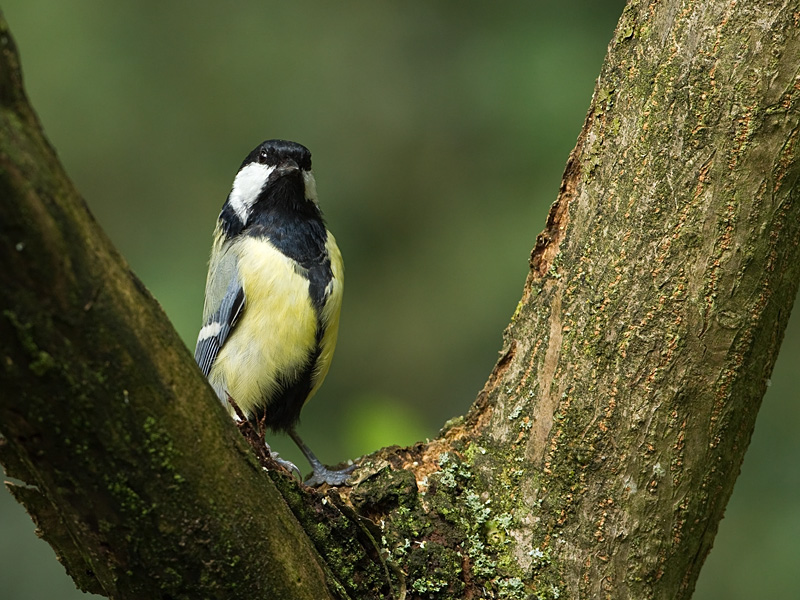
[[194, 139, 351, 486]]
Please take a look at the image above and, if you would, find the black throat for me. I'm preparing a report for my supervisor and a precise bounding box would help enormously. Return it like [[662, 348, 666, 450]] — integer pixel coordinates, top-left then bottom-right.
[[220, 175, 327, 262]]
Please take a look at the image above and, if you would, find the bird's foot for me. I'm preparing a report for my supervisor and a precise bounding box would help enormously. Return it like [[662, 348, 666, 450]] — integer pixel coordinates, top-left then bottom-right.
[[272, 455, 303, 481], [304, 462, 356, 487], [287, 428, 356, 487], [263, 441, 302, 481]]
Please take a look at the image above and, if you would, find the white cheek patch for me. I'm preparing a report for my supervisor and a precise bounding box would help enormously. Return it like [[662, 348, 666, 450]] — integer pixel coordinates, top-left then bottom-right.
[[229, 163, 275, 223], [303, 170, 319, 204]]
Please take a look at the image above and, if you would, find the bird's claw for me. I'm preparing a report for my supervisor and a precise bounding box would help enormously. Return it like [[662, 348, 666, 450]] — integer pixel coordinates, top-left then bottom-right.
[[304, 463, 356, 487], [263, 441, 302, 480]]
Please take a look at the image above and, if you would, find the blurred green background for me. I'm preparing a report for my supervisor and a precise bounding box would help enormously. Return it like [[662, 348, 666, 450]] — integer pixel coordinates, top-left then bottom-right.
[[1, 1, 797, 598]]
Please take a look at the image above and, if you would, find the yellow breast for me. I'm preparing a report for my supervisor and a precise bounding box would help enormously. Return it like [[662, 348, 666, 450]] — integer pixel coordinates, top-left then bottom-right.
[[209, 236, 318, 417]]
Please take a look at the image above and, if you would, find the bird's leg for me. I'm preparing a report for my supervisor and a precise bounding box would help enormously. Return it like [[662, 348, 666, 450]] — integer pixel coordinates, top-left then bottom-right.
[[289, 428, 355, 487], [256, 415, 301, 480], [227, 394, 301, 480]]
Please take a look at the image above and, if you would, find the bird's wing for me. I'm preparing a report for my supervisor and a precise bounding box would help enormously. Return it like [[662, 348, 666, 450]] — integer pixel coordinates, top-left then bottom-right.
[[306, 231, 344, 401], [195, 239, 246, 376]]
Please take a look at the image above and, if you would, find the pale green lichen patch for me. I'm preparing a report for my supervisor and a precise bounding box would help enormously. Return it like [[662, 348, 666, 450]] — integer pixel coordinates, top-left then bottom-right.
[[407, 541, 463, 597], [347, 444, 545, 597]]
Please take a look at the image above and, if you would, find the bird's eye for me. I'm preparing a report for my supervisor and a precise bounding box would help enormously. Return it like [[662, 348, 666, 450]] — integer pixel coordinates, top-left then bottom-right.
[[258, 148, 269, 164]]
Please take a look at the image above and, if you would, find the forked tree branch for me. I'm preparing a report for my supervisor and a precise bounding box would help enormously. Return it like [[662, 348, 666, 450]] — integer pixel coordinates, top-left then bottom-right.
[[2, 2, 800, 599]]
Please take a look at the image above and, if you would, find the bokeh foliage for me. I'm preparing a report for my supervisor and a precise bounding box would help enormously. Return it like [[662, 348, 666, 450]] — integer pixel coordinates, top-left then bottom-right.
[[0, 1, 797, 598]]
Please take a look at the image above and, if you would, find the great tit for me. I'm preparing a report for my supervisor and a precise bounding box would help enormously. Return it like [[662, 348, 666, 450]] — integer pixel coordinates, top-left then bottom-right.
[[195, 139, 350, 486]]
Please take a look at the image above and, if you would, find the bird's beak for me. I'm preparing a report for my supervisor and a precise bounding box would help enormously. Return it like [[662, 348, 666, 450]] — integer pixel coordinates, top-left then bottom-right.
[[274, 158, 300, 177]]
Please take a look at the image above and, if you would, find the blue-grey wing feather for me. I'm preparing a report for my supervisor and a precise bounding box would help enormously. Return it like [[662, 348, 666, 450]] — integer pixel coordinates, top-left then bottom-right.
[[195, 274, 245, 376]]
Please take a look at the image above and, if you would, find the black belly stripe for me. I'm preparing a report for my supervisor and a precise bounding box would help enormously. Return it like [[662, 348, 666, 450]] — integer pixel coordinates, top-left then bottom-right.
[[254, 345, 322, 432]]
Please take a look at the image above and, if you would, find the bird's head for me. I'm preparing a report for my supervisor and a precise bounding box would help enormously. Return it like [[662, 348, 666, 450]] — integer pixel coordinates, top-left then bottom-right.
[[224, 139, 319, 229]]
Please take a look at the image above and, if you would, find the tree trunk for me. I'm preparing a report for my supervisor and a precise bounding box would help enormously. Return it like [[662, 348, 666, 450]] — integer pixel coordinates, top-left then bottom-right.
[[2, 1, 799, 599]]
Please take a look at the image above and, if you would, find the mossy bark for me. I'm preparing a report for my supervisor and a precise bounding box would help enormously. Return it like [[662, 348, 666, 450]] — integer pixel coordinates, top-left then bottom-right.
[[2, 1, 800, 600]]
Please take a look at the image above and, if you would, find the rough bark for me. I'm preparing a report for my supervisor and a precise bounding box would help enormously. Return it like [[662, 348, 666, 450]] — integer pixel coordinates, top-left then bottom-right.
[[480, 0, 800, 593], [1, 2, 799, 600]]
